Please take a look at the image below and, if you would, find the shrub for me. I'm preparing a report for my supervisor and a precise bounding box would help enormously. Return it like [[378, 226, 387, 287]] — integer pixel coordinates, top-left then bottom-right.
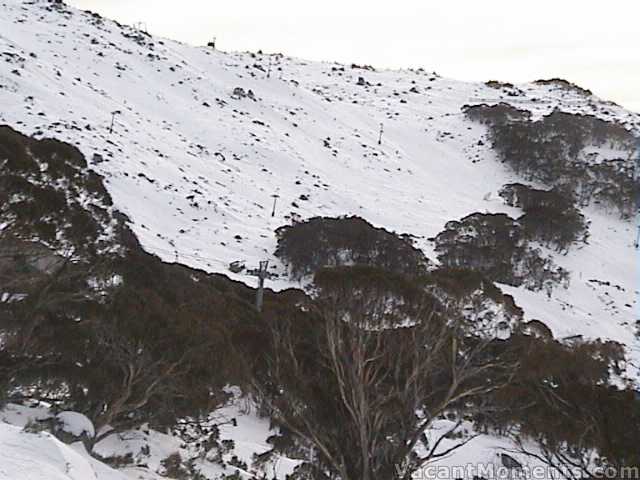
[[499, 183, 589, 251], [533, 78, 593, 96], [462, 103, 531, 125], [464, 106, 639, 218], [0, 125, 264, 441], [433, 212, 568, 291], [478, 334, 638, 471], [424, 267, 524, 327], [161, 453, 189, 479], [0, 126, 116, 254], [275, 216, 429, 280]]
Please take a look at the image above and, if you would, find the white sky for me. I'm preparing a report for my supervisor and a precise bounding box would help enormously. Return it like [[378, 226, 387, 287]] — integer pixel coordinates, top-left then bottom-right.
[[68, 0, 640, 112]]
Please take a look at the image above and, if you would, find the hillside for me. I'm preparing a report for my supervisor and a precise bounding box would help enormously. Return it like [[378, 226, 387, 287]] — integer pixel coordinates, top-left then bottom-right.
[[1, 0, 639, 478]]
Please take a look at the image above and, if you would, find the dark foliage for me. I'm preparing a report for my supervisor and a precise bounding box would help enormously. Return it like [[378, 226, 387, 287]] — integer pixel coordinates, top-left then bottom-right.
[[256, 266, 514, 480], [275, 216, 430, 280], [499, 183, 589, 251], [423, 267, 524, 325], [478, 333, 639, 471], [0, 125, 265, 439], [463, 103, 531, 125], [2, 249, 262, 439], [463, 106, 639, 219], [433, 212, 568, 291], [0, 126, 113, 253], [533, 78, 593, 96]]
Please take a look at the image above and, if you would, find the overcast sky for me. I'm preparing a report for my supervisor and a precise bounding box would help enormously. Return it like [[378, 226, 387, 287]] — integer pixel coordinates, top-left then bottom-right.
[[68, 0, 640, 112]]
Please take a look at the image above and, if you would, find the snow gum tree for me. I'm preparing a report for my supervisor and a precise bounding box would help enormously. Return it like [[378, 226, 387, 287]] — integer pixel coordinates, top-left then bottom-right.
[[255, 266, 515, 480]]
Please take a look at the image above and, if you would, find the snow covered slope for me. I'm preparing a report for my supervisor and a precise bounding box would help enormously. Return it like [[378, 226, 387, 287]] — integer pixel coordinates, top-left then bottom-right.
[[0, 396, 301, 480], [0, 422, 128, 480], [0, 0, 638, 378]]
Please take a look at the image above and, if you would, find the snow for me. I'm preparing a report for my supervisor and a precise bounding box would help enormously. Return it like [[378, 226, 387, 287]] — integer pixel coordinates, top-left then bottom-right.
[[92, 423, 186, 478], [0, 402, 52, 428], [418, 420, 541, 477], [56, 411, 95, 439], [87, 392, 300, 479], [214, 398, 300, 479], [0, 0, 639, 476], [0, 423, 127, 480]]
